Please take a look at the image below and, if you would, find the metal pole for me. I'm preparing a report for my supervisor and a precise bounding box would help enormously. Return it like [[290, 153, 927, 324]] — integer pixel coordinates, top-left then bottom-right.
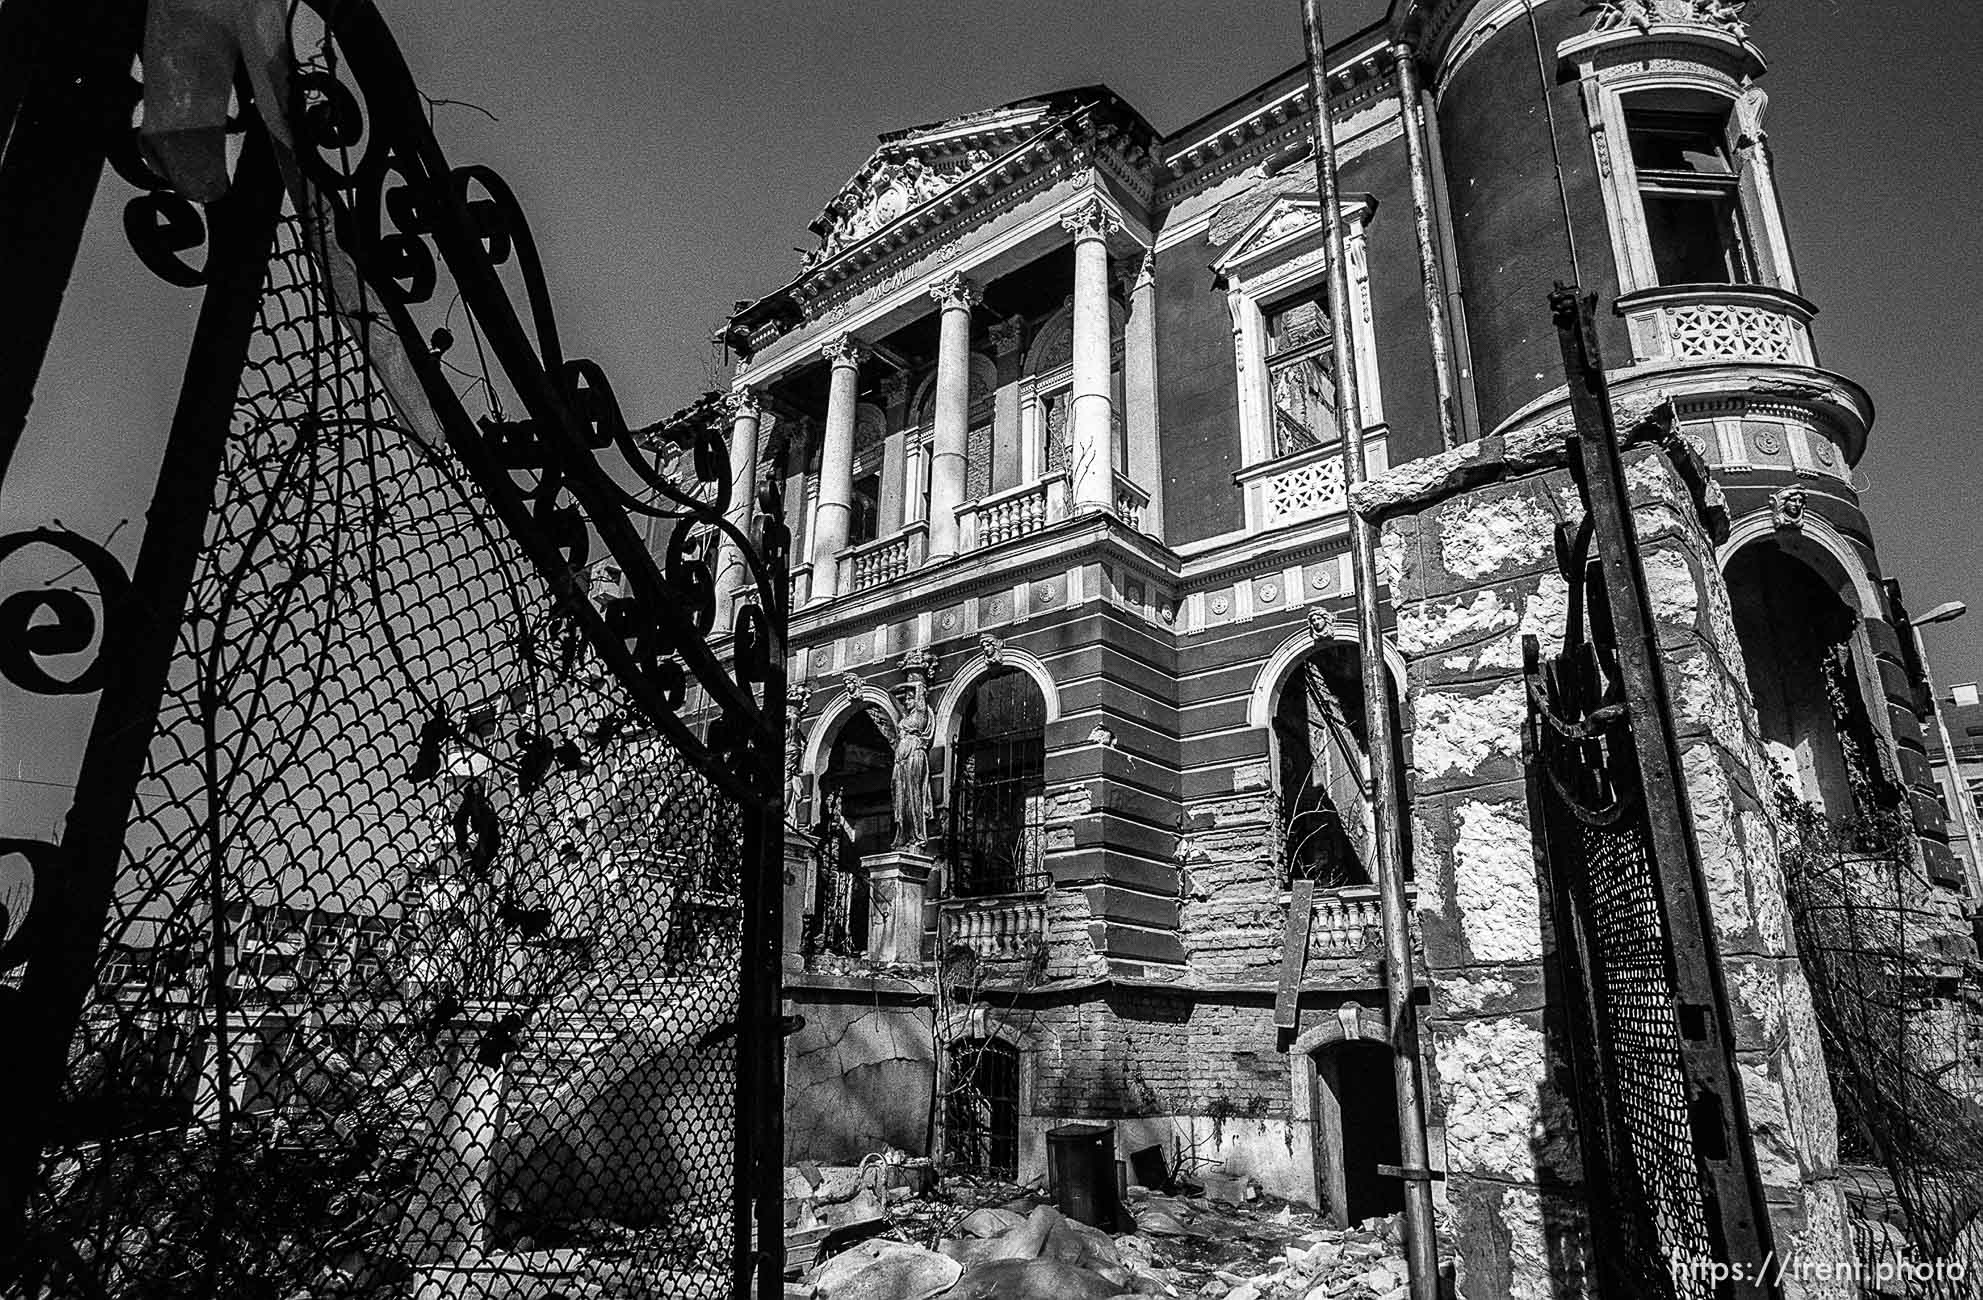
[[1549, 285, 1779, 1297], [1908, 620, 1983, 904], [1299, 5, 1440, 1297], [1391, 37, 1463, 450], [1, 121, 284, 1241]]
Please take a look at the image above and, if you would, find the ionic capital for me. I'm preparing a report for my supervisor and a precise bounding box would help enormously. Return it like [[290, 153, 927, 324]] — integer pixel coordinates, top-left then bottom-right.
[[821, 334, 869, 368], [1059, 195, 1122, 241], [928, 272, 983, 311]]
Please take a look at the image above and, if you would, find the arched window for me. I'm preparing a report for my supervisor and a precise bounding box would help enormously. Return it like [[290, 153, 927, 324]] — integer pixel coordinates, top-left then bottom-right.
[[947, 669, 1047, 897], [1271, 644, 1410, 887], [806, 708, 892, 958], [1727, 545, 1889, 822]]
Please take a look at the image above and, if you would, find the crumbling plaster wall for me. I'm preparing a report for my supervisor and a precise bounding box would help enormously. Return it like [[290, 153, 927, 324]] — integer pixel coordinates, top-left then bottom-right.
[[1371, 435, 1852, 1300], [784, 980, 935, 1164]]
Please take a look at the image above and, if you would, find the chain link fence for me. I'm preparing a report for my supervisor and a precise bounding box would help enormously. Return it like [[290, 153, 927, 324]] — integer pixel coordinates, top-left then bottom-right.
[[17, 211, 749, 1299]]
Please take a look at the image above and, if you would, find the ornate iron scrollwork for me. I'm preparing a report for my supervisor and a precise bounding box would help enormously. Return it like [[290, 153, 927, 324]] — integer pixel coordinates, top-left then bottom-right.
[[0, 528, 132, 696], [271, 0, 782, 806]]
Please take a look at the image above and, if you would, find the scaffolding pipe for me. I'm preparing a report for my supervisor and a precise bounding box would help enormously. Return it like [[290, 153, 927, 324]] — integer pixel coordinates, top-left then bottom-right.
[[1298, 4, 1440, 1297], [1391, 36, 1463, 450]]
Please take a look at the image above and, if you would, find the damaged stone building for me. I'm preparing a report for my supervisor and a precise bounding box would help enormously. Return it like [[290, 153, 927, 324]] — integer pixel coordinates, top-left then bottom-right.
[[709, 0, 1981, 1292]]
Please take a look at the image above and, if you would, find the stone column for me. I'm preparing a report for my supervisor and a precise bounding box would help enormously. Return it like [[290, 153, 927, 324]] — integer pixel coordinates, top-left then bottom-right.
[[810, 335, 865, 602], [1124, 249, 1163, 535], [718, 388, 762, 614], [989, 316, 1027, 493], [925, 273, 981, 559], [878, 373, 911, 535], [1062, 197, 1120, 513]]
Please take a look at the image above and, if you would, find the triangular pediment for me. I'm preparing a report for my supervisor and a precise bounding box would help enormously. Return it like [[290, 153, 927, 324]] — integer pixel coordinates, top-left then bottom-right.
[[1215, 193, 1327, 272], [803, 94, 1083, 270], [1212, 191, 1379, 277]]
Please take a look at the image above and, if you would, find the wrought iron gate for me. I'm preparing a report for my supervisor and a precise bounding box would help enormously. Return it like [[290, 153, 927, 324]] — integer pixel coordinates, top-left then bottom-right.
[[1521, 288, 1777, 1299], [1, 1, 785, 1296]]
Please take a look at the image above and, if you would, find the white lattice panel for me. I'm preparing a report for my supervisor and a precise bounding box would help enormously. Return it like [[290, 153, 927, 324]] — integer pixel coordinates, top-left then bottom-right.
[[1666, 302, 1798, 363], [1262, 455, 1347, 526]]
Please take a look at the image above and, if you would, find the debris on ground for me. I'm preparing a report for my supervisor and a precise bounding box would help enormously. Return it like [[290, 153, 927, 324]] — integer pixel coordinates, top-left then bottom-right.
[[784, 1163, 1420, 1300]]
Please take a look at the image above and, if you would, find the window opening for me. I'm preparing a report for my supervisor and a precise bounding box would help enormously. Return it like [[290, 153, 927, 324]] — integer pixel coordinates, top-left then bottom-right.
[[1627, 108, 1755, 287], [1264, 290, 1339, 458], [948, 669, 1048, 897], [945, 1036, 1019, 1178]]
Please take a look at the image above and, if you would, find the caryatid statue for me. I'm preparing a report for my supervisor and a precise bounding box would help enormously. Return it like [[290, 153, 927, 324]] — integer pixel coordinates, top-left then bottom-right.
[[861, 650, 938, 850]]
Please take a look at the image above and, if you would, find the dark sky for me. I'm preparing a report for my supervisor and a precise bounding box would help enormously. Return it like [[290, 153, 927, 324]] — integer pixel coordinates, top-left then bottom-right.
[[5, 0, 1982, 825]]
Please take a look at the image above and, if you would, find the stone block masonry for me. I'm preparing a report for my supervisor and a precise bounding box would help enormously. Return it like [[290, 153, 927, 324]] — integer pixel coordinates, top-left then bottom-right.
[[1359, 423, 1854, 1300]]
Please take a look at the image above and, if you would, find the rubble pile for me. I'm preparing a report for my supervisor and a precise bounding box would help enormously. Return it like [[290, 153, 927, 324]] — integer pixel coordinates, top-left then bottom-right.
[[786, 1164, 1414, 1300]]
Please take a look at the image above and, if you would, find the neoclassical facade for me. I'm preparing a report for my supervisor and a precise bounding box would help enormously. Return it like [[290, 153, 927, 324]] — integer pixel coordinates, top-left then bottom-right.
[[717, 4, 1978, 1295]]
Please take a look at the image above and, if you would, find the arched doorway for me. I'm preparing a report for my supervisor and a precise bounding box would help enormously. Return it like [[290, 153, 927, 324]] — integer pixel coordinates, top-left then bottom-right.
[[1726, 544, 1885, 821], [1312, 1039, 1403, 1226], [1269, 642, 1412, 886], [810, 709, 892, 957], [948, 669, 1048, 896]]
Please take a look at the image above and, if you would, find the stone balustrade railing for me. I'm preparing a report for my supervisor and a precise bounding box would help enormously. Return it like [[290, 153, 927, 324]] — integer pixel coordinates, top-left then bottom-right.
[[1306, 883, 1417, 959], [938, 892, 1048, 961], [959, 473, 1068, 552], [1616, 284, 1818, 370], [840, 521, 927, 594], [1112, 473, 1150, 533]]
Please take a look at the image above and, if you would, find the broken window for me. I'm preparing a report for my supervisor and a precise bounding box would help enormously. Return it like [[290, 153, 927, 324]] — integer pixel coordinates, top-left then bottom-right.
[[1627, 108, 1755, 287], [1272, 644, 1412, 888], [947, 669, 1047, 897], [1263, 290, 1340, 458], [1274, 645, 1373, 888]]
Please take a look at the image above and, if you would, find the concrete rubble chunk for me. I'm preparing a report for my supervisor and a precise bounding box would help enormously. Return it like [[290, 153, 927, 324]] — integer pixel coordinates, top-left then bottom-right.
[[943, 1255, 1128, 1300], [810, 1239, 962, 1300], [957, 1207, 1028, 1238]]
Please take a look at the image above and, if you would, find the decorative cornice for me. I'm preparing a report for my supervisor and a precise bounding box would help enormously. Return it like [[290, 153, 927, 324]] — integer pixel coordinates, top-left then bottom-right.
[[928, 272, 982, 311], [821, 334, 869, 367]]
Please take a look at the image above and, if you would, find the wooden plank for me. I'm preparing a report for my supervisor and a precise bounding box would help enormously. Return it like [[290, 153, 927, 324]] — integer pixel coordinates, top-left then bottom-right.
[[1273, 879, 1315, 1029]]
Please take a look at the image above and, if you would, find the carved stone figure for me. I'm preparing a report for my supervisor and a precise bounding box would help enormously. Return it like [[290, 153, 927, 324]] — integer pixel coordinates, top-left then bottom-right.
[[1306, 606, 1338, 643], [1586, 0, 1746, 32], [784, 697, 810, 827], [980, 633, 1005, 666], [872, 677, 936, 849], [1772, 485, 1807, 532]]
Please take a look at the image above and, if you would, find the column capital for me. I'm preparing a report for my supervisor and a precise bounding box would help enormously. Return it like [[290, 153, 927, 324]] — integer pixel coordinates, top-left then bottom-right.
[[989, 315, 1027, 356], [725, 387, 763, 421], [1133, 249, 1158, 290], [821, 334, 869, 368], [1059, 195, 1123, 241], [928, 272, 982, 311]]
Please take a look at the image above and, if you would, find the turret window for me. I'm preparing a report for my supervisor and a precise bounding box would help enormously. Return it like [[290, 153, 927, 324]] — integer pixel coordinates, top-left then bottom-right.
[[1627, 109, 1755, 286]]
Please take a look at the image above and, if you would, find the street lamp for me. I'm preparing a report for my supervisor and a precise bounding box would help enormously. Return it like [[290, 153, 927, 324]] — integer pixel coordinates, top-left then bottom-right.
[[1908, 600, 1983, 908]]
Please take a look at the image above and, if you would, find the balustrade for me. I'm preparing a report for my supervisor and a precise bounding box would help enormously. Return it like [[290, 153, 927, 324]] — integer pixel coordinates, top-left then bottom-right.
[[837, 522, 926, 595], [1305, 884, 1416, 960], [959, 474, 1067, 551], [939, 893, 1048, 962], [1112, 473, 1150, 533]]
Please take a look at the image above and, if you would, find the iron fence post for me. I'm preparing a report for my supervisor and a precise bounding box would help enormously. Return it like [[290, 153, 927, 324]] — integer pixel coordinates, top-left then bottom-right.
[[1550, 285, 1780, 1297]]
